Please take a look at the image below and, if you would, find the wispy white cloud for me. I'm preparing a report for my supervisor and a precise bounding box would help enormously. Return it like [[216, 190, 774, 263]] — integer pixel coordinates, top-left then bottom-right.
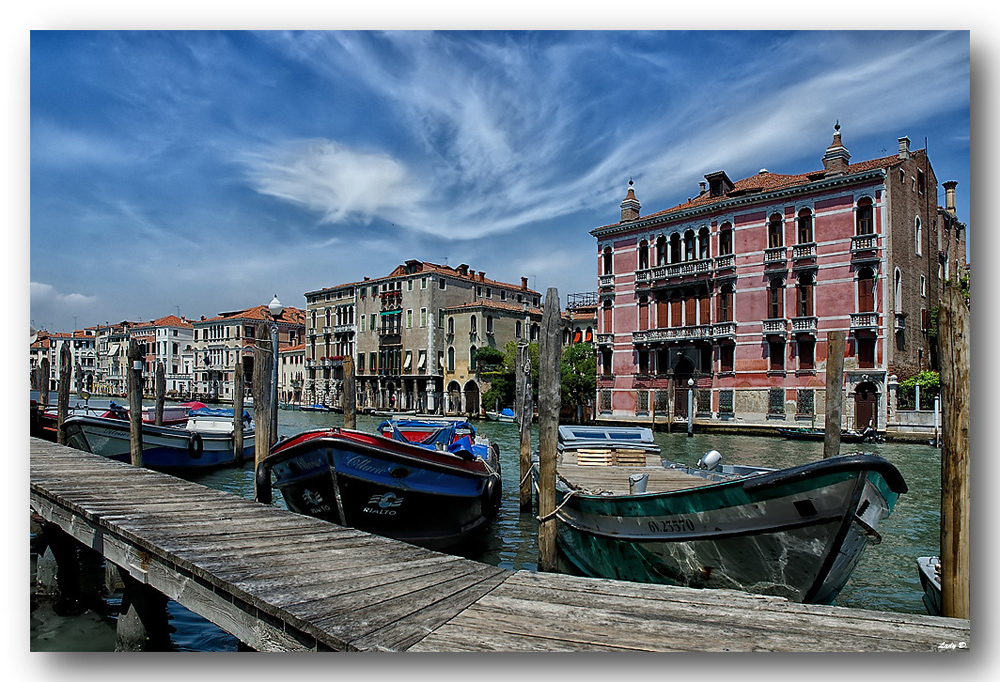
[[31, 282, 98, 307]]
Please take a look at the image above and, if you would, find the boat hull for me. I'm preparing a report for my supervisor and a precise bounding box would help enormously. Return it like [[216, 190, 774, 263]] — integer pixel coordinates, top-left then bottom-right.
[[916, 556, 942, 616], [261, 428, 501, 550], [61, 415, 255, 470], [547, 455, 905, 604]]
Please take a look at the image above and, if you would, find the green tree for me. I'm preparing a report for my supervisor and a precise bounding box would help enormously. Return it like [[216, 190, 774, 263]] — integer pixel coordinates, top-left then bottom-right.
[[560, 342, 596, 409]]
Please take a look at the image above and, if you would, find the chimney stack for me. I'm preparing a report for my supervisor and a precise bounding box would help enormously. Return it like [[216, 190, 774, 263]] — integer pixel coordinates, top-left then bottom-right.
[[620, 179, 641, 223], [943, 180, 958, 216], [898, 136, 911, 160], [699, 181, 707, 194], [521, 276, 528, 290], [822, 122, 851, 175]]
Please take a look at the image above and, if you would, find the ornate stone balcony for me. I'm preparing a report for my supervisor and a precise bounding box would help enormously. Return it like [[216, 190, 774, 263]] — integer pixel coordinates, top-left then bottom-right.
[[764, 246, 786, 267], [712, 322, 737, 338], [791, 316, 818, 335], [762, 318, 787, 337], [633, 325, 713, 344], [851, 312, 880, 330], [792, 243, 816, 260], [595, 333, 613, 346]]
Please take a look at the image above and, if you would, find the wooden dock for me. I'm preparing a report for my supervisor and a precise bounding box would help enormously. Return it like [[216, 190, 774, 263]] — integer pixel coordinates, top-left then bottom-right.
[[30, 437, 970, 652]]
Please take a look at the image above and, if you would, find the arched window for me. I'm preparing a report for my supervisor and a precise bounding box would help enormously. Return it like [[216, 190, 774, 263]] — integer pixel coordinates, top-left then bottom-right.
[[893, 268, 902, 314], [719, 222, 733, 256], [797, 272, 814, 317], [858, 267, 876, 312], [516, 321, 523, 338], [684, 230, 696, 261], [656, 236, 667, 266], [470, 315, 477, 334], [603, 246, 613, 274], [638, 240, 649, 270], [768, 213, 783, 248], [797, 208, 813, 244], [669, 233, 681, 263], [447, 346, 455, 372], [469, 346, 477, 370], [768, 278, 784, 319], [698, 227, 710, 259], [718, 283, 734, 322], [914, 217, 923, 256], [447, 316, 454, 335], [602, 300, 613, 333], [486, 315, 494, 334], [856, 197, 874, 235]]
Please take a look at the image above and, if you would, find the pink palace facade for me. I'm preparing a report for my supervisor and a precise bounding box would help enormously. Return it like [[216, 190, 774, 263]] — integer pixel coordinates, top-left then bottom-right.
[[590, 126, 967, 431]]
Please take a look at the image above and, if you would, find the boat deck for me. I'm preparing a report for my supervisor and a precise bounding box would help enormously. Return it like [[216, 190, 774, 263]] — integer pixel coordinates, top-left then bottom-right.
[[556, 449, 713, 494]]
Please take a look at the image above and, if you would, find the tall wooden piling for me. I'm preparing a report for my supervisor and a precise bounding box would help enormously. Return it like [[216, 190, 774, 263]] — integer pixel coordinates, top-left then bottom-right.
[[343, 356, 356, 430], [516, 341, 533, 511], [823, 331, 845, 459], [56, 343, 71, 444], [127, 339, 144, 467], [233, 360, 244, 465], [154, 362, 165, 426], [253, 323, 274, 500], [938, 283, 970, 619], [39, 356, 50, 407], [537, 288, 562, 572]]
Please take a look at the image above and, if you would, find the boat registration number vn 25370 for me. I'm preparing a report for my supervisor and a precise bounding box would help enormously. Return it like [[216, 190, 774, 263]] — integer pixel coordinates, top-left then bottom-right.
[[647, 517, 696, 533]]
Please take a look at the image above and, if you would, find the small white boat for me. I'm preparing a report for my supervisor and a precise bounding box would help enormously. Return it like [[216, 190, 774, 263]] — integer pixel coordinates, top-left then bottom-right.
[[916, 556, 942, 616]]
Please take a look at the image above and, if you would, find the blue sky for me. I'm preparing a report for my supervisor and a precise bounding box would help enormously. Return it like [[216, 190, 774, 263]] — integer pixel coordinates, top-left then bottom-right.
[[28, 29, 971, 333]]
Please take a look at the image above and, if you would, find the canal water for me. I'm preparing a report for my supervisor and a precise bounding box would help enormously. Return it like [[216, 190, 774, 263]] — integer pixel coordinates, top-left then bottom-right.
[[30, 399, 942, 651]]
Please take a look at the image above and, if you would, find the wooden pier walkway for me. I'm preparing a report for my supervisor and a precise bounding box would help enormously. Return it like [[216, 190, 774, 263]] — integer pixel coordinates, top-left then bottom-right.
[[30, 438, 970, 652]]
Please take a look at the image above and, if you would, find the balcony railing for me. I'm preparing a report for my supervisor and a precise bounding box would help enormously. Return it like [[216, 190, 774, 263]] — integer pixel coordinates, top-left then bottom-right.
[[764, 246, 786, 265], [762, 318, 787, 335], [714, 254, 735, 270], [712, 322, 737, 338], [792, 243, 816, 260], [851, 312, 880, 330], [595, 333, 613, 345], [633, 325, 713, 344], [851, 233, 879, 251], [599, 274, 615, 288], [791, 316, 818, 334], [334, 324, 354, 334]]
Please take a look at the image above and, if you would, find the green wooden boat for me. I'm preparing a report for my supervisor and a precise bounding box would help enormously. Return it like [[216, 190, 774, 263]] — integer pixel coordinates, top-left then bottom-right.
[[534, 426, 907, 605]]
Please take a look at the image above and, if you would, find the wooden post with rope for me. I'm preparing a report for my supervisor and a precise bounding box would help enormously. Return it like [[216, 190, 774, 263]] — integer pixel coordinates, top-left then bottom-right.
[[516, 341, 533, 511], [938, 283, 970, 619], [537, 288, 562, 572]]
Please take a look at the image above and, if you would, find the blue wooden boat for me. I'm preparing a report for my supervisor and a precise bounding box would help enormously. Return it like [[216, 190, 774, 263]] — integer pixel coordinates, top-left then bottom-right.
[[299, 403, 333, 412], [258, 419, 501, 550], [485, 407, 516, 423], [60, 407, 255, 470], [534, 425, 907, 604]]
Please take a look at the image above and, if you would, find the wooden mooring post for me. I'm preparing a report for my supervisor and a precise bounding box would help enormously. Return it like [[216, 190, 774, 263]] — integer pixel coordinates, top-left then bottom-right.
[[39, 356, 50, 407], [823, 331, 845, 459], [516, 341, 533, 511], [938, 283, 970, 619], [233, 359, 244, 465], [537, 288, 561, 572], [127, 339, 144, 466], [154, 362, 165, 425], [253, 322, 275, 502], [343, 356, 356, 430], [56, 343, 71, 445]]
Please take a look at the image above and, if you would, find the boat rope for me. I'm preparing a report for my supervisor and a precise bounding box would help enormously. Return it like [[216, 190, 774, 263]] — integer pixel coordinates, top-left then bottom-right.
[[537, 489, 582, 523], [519, 468, 534, 489]]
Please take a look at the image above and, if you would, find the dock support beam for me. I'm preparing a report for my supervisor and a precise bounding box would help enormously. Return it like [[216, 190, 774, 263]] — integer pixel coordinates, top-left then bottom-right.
[[516, 340, 532, 511], [115, 569, 172, 652], [343, 356, 356, 430], [127, 339, 144, 466], [233, 359, 245, 464]]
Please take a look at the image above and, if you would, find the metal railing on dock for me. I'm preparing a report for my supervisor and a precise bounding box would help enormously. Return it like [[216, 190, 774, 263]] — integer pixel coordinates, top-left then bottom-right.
[[30, 438, 970, 652]]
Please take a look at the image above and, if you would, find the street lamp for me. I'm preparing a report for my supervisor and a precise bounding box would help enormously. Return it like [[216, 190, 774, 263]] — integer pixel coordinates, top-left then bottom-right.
[[687, 377, 695, 437], [267, 295, 283, 439]]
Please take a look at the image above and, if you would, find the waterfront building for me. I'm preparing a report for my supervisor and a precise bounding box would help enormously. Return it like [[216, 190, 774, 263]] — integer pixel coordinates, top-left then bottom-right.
[[590, 127, 967, 431], [562, 292, 598, 346], [93, 322, 133, 396], [305, 261, 541, 415], [191, 304, 305, 403], [278, 343, 306, 405]]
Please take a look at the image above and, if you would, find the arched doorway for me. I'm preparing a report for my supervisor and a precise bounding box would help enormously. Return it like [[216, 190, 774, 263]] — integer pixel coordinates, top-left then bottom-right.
[[854, 382, 879, 430], [447, 381, 462, 415], [673, 357, 695, 419], [464, 381, 480, 417]]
